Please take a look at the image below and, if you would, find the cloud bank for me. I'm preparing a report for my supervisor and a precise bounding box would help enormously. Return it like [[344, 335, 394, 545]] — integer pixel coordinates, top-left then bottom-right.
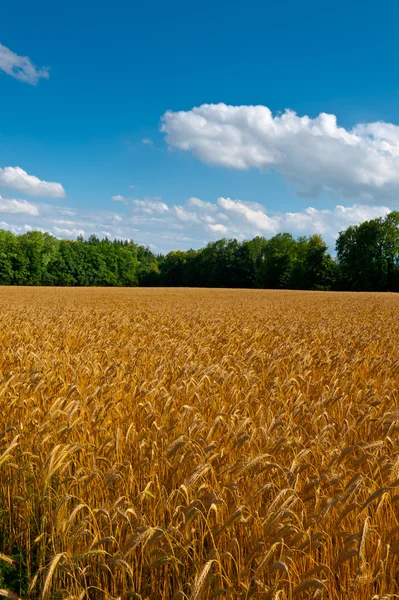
[[0, 43, 49, 85], [0, 192, 389, 252], [170, 197, 389, 243], [161, 103, 399, 204]]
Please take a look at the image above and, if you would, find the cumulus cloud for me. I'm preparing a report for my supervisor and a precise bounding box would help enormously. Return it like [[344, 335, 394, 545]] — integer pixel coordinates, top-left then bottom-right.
[[161, 103, 399, 204], [0, 167, 65, 198], [218, 197, 280, 234], [0, 43, 49, 85], [0, 196, 39, 216]]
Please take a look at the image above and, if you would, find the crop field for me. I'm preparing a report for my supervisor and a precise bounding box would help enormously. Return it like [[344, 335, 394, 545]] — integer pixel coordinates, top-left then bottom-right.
[[1, 288, 399, 600]]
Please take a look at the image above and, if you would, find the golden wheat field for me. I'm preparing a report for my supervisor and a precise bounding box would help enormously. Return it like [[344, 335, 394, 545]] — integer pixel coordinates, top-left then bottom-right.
[[1, 288, 399, 600]]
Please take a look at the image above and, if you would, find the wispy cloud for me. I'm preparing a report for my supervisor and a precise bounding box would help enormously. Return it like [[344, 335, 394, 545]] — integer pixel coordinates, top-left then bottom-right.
[[142, 138, 154, 146], [0, 167, 65, 198], [53, 226, 85, 237], [0, 43, 49, 85], [111, 194, 128, 205]]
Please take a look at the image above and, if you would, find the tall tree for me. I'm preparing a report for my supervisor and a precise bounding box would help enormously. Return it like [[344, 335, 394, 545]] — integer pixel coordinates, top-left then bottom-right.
[[336, 212, 399, 291]]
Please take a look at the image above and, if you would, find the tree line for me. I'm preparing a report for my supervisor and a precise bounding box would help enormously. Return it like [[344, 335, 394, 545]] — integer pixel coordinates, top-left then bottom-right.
[[0, 212, 399, 290]]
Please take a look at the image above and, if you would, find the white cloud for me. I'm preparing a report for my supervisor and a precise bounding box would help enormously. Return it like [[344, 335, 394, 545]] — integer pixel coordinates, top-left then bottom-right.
[[187, 197, 218, 211], [174, 205, 200, 223], [129, 184, 137, 189], [53, 226, 85, 238], [214, 197, 390, 242], [208, 223, 228, 234], [59, 208, 77, 216], [280, 204, 390, 236], [0, 194, 390, 253], [0, 167, 65, 198], [142, 138, 154, 146], [0, 221, 34, 234], [0, 196, 39, 216], [161, 103, 399, 204], [133, 198, 169, 214], [218, 197, 280, 234], [123, 193, 391, 248], [0, 43, 49, 85], [112, 194, 128, 204], [118, 194, 391, 248], [54, 219, 76, 225]]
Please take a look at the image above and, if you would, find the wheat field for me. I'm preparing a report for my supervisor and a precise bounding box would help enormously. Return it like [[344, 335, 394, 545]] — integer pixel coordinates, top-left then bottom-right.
[[1, 288, 399, 600]]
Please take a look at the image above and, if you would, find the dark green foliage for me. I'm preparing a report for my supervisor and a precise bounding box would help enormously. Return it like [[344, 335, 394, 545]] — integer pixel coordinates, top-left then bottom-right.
[[0, 231, 147, 287], [0, 546, 29, 597], [157, 232, 339, 290], [336, 212, 399, 291]]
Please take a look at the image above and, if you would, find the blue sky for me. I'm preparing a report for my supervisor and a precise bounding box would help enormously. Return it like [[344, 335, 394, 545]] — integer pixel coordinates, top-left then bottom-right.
[[1, 0, 398, 251]]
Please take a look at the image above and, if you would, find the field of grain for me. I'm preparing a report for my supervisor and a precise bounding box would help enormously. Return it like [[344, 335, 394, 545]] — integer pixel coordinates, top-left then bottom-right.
[[1, 288, 399, 600]]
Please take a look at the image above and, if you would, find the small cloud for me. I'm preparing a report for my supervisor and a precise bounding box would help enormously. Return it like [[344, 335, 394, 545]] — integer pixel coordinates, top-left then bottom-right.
[[0, 43, 49, 85], [0, 166, 65, 198], [218, 197, 279, 234], [54, 219, 77, 226], [187, 197, 218, 212], [111, 194, 128, 205], [142, 138, 154, 146], [59, 208, 77, 217], [133, 197, 169, 214], [208, 223, 228, 234], [174, 205, 200, 223], [128, 184, 137, 189], [53, 226, 85, 238]]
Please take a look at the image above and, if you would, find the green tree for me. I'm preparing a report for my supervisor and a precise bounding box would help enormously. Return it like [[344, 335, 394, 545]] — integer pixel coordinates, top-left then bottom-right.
[[18, 231, 59, 285], [304, 234, 338, 290], [0, 230, 17, 284], [336, 212, 399, 291], [261, 233, 297, 288]]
